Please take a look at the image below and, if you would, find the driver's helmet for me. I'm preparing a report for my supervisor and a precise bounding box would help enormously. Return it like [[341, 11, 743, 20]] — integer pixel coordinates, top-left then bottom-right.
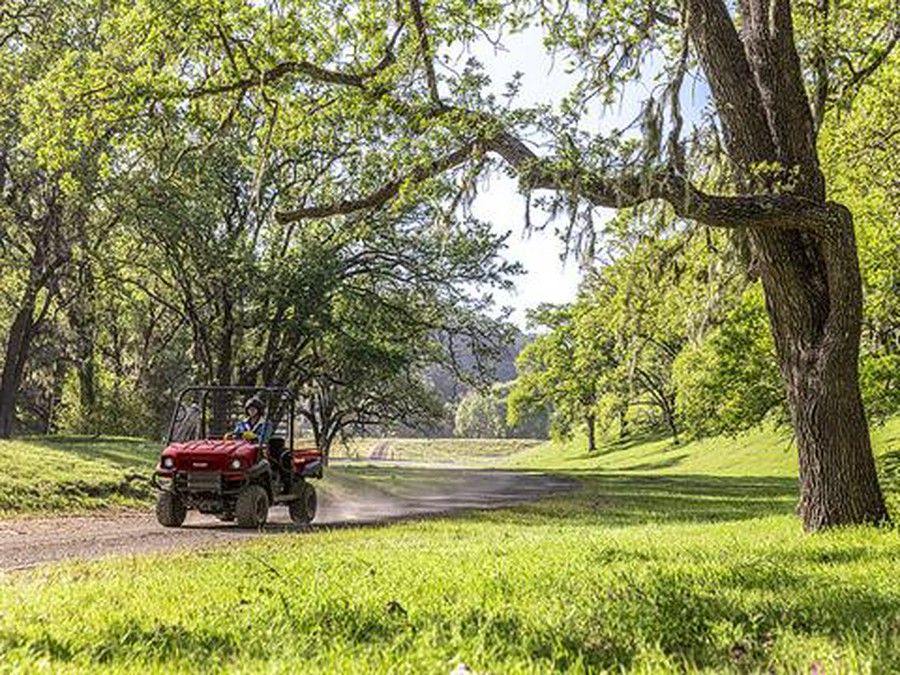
[[244, 395, 266, 416]]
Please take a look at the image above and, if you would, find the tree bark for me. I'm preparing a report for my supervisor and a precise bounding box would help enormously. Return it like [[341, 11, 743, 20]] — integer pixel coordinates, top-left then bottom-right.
[[0, 289, 38, 438], [586, 413, 597, 453], [301, 383, 336, 465], [664, 402, 679, 445], [45, 358, 68, 434], [753, 209, 888, 529], [618, 407, 628, 439], [215, 293, 234, 387], [208, 292, 235, 437], [69, 261, 97, 426]]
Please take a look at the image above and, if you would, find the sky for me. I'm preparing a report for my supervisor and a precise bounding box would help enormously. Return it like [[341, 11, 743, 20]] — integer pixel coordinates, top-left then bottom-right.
[[461, 29, 634, 328], [471, 174, 582, 329]]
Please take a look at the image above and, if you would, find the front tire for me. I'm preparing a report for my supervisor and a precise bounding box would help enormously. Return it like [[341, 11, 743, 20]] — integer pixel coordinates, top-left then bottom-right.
[[289, 482, 317, 524], [156, 491, 187, 527], [236, 485, 269, 528]]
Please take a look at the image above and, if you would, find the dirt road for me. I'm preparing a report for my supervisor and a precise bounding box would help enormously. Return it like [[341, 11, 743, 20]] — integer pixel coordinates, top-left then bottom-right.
[[0, 465, 574, 571]]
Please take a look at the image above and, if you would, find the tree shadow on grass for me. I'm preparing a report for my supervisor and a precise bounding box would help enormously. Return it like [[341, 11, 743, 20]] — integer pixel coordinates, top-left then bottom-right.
[[616, 453, 688, 471], [605, 429, 673, 452], [22, 436, 159, 470], [558, 430, 675, 463], [470, 472, 799, 528]]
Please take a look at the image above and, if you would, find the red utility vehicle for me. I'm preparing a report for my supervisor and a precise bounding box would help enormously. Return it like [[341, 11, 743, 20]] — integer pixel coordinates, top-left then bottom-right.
[[153, 386, 322, 528]]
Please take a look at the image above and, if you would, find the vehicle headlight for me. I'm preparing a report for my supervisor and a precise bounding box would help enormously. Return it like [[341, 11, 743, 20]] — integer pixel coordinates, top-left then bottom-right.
[[162, 456, 174, 469], [230, 458, 242, 470]]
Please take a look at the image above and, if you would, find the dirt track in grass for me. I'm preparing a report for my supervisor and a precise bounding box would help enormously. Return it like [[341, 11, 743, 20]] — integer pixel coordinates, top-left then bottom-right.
[[0, 465, 575, 571]]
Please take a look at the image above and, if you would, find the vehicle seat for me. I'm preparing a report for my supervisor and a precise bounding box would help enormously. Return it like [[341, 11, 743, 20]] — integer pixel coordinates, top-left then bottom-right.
[[268, 437, 292, 482]]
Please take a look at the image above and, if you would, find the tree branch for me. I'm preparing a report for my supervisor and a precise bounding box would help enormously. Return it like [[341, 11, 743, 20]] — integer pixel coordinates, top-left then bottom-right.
[[274, 141, 477, 221], [275, 110, 836, 231], [409, 0, 442, 106], [737, 0, 822, 197], [187, 24, 402, 98], [810, 0, 830, 130], [485, 131, 834, 230], [844, 31, 899, 92], [683, 0, 776, 167]]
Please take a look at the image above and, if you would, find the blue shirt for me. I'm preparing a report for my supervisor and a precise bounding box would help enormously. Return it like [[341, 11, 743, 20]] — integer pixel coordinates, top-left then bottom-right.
[[233, 417, 271, 443]]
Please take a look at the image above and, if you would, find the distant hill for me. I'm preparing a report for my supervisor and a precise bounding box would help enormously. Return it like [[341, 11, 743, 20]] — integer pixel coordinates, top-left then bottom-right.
[[394, 329, 532, 437], [426, 329, 530, 404]]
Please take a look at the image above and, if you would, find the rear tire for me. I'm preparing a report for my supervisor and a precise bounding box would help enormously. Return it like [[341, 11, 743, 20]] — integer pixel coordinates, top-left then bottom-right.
[[156, 491, 187, 527], [289, 482, 317, 524], [236, 485, 269, 528]]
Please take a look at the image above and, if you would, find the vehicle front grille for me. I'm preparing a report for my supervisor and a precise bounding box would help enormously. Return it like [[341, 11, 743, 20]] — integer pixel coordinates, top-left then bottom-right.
[[179, 471, 221, 492]]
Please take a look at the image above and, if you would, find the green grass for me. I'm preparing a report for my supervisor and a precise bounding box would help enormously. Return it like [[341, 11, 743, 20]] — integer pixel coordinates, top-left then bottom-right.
[[335, 437, 543, 463], [509, 417, 900, 479], [0, 435, 543, 516], [510, 426, 798, 476], [0, 436, 158, 516], [0, 435, 542, 516], [3, 474, 900, 673], [4, 425, 900, 672]]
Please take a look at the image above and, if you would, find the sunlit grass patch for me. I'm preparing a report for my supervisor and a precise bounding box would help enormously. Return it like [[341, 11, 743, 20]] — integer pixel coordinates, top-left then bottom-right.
[[0, 436, 158, 515], [509, 417, 900, 481], [3, 474, 900, 673], [4, 425, 900, 671], [336, 437, 543, 463]]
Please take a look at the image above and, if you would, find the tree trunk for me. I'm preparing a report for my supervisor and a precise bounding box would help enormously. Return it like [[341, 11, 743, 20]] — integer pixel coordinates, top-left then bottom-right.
[[753, 209, 888, 530], [666, 414, 679, 445], [69, 262, 97, 426], [659, 395, 679, 444], [0, 290, 38, 438], [681, 0, 888, 529], [45, 358, 68, 434], [208, 294, 235, 437], [586, 413, 596, 453]]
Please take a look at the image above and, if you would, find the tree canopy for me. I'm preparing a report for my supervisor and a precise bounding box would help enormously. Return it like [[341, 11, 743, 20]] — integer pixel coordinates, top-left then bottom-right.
[[0, 0, 898, 529]]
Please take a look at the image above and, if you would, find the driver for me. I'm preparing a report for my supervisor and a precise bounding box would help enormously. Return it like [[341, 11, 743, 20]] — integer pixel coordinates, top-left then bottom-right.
[[226, 396, 271, 443]]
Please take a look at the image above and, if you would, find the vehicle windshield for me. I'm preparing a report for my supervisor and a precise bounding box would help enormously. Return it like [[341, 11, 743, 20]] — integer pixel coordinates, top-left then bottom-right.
[[168, 388, 293, 443]]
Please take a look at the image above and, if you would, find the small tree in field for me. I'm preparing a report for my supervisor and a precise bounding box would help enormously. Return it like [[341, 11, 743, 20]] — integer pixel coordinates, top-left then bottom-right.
[[455, 388, 506, 439], [674, 289, 786, 438], [508, 305, 614, 452]]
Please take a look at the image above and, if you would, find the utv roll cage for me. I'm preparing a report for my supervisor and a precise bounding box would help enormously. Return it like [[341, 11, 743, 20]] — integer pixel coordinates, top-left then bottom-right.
[[167, 385, 296, 448]]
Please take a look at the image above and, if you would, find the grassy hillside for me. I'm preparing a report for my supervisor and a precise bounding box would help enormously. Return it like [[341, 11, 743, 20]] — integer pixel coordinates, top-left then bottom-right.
[[3, 472, 900, 672], [0, 435, 543, 516], [509, 417, 900, 478], [511, 425, 798, 476], [0, 436, 158, 515], [3, 418, 900, 516], [336, 437, 542, 463], [4, 425, 900, 671]]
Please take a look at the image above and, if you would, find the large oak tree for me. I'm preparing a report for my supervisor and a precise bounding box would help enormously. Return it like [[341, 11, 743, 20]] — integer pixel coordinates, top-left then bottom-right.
[[264, 0, 894, 530], [26, 0, 899, 529]]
